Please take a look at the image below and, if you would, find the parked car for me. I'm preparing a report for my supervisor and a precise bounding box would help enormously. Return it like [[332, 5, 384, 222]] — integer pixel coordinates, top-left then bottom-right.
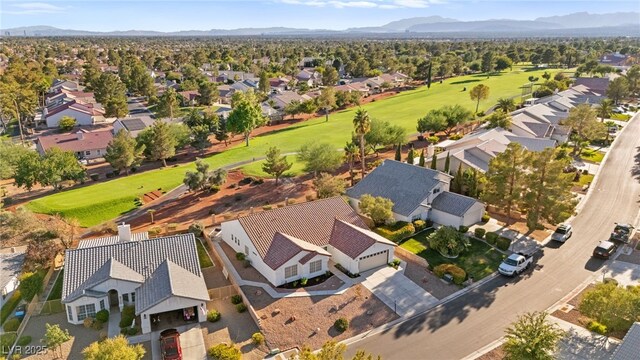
[[498, 252, 533, 276], [551, 224, 572, 242], [14, 304, 26, 320], [159, 328, 182, 360], [610, 223, 634, 244], [592, 241, 618, 259]]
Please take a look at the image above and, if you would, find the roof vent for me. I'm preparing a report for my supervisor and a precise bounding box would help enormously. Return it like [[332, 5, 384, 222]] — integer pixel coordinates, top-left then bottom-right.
[[118, 223, 132, 242]]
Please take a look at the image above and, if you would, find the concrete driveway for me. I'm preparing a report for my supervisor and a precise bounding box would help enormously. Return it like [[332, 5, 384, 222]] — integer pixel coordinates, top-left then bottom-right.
[[359, 266, 439, 318], [151, 323, 206, 360]]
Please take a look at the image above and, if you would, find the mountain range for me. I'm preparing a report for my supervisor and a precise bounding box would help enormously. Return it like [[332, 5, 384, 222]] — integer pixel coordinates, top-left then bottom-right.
[[2, 12, 639, 37]]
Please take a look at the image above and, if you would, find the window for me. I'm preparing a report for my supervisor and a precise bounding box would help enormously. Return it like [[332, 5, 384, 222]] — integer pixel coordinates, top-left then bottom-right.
[[309, 260, 322, 273], [76, 304, 96, 321], [99, 300, 105, 311], [67, 306, 73, 321], [131, 293, 136, 302], [85, 151, 91, 155], [433, 188, 440, 194], [123, 294, 129, 303], [284, 265, 298, 279]]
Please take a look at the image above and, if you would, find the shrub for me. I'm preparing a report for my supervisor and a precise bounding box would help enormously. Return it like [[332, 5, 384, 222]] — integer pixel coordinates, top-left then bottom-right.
[[239, 177, 254, 185], [242, 259, 251, 268], [603, 278, 619, 285], [458, 225, 469, 233], [236, 303, 247, 313], [119, 306, 136, 328], [300, 277, 308, 286], [188, 222, 205, 236], [234, 195, 243, 202], [305, 194, 314, 202], [375, 222, 416, 243], [481, 213, 490, 222], [262, 205, 272, 211], [286, 198, 296, 205], [427, 226, 470, 258], [587, 320, 607, 335], [230, 295, 243, 305], [433, 264, 467, 285], [413, 220, 426, 231], [3, 318, 20, 332], [449, 133, 463, 140], [208, 344, 241, 360], [209, 185, 221, 194], [0, 333, 17, 352], [130, 167, 137, 173], [207, 310, 221, 322], [18, 271, 44, 301], [89, 173, 100, 181], [389, 258, 402, 269], [485, 232, 499, 245], [496, 237, 512, 251], [17, 335, 31, 346], [474, 228, 486, 239], [92, 320, 103, 330], [95, 310, 109, 323], [334, 317, 349, 332], [235, 252, 245, 261], [251, 332, 265, 345], [83, 317, 94, 328], [148, 226, 162, 236]]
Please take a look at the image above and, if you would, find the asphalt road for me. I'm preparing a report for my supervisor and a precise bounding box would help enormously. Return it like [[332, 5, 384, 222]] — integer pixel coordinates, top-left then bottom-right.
[[346, 113, 640, 360]]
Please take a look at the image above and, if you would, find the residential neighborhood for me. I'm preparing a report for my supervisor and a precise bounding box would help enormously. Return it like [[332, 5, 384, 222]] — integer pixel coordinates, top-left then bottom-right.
[[1, 4, 640, 360]]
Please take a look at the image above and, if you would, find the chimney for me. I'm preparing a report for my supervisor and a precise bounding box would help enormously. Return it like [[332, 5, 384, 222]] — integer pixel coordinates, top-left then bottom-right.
[[426, 144, 435, 158], [118, 223, 132, 242], [76, 131, 84, 140]]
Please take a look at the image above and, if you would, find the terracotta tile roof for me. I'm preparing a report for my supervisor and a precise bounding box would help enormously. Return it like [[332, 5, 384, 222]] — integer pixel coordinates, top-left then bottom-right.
[[46, 100, 105, 118], [37, 130, 113, 153], [262, 232, 330, 270], [237, 197, 366, 261], [329, 220, 396, 259]]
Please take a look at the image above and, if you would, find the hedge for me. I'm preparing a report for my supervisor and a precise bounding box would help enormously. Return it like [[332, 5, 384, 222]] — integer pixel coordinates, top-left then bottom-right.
[[375, 222, 416, 243], [3, 318, 21, 332], [587, 320, 607, 335], [496, 237, 512, 251], [0, 290, 22, 324], [119, 306, 135, 328], [485, 232, 499, 245], [433, 264, 467, 285], [474, 228, 486, 239], [208, 344, 241, 360]]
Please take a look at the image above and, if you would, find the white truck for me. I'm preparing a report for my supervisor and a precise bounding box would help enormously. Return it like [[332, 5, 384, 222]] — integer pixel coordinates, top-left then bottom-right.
[[498, 252, 533, 276]]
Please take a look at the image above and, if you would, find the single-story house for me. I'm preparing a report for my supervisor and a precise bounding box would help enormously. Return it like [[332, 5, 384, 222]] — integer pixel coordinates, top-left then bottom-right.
[[44, 100, 106, 128], [346, 159, 485, 227], [49, 79, 79, 93], [1, 250, 26, 301], [268, 91, 312, 110], [36, 129, 114, 160], [220, 197, 396, 284], [61, 224, 209, 334]]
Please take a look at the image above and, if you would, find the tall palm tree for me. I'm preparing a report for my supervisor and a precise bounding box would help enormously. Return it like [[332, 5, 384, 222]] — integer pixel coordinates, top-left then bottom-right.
[[344, 141, 359, 186], [596, 99, 613, 122], [496, 97, 516, 113], [353, 108, 371, 178]]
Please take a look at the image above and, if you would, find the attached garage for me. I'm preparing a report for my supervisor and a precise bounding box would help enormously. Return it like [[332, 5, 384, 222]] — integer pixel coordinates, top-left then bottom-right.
[[359, 250, 389, 273], [430, 192, 485, 228]]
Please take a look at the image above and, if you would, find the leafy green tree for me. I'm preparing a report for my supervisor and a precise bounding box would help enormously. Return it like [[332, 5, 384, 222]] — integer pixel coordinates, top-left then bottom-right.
[[39, 148, 86, 190], [427, 226, 470, 257], [262, 146, 292, 185], [470, 84, 490, 114], [624, 64, 640, 96], [297, 340, 379, 360], [463, 168, 484, 198], [364, 118, 406, 155], [299, 99, 318, 115], [190, 125, 212, 154], [481, 51, 495, 73], [94, 73, 128, 118], [358, 194, 393, 226], [486, 109, 512, 129], [183, 161, 208, 192], [607, 77, 629, 104], [198, 82, 218, 105], [284, 100, 301, 120], [227, 89, 265, 146], [82, 60, 102, 90], [156, 87, 180, 119], [42, 323, 72, 359], [148, 120, 176, 167], [418, 149, 425, 167], [297, 142, 343, 177], [105, 130, 144, 175], [494, 56, 513, 72], [417, 109, 447, 137], [13, 150, 41, 191], [313, 173, 346, 199], [58, 116, 77, 131], [353, 108, 371, 177], [317, 87, 336, 122], [596, 99, 613, 122], [496, 97, 516, 113], [322, 65, 340, 86], [563, 104, 607, 155], [520, 148, 575, 230], [504, 312, 565, 360], [442, 104, 473, 135], [82, 335, 145, 360], [1, 141, 35, 180], [579, 282, 640, 334], [215, 120, 230, 146], [170, 123, 192, 150], [482, 143, 526, 225]]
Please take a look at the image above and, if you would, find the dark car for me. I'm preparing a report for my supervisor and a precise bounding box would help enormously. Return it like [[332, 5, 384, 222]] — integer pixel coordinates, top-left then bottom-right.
[[592, 241, 618, 259], [610, 223, 634, 244], [14, 304, 26, 319], [159, 328, 182, 360]]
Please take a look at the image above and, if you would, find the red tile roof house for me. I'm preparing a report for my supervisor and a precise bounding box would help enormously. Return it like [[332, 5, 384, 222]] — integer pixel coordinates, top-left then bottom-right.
[[44, 100, 106, 128], [36, 129, 114, 160], [219, 197, 396, 285]]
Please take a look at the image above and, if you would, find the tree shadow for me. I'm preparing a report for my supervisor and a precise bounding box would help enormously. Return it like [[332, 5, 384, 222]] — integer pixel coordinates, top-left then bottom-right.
[[631, 146, 640, 183], [449, 79, 481, 85]]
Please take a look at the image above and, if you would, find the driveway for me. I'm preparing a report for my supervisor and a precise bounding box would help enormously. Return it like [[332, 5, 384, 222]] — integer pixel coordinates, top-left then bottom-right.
[[358, 266, 439, 317], [604, 259, 640, 287], [552, 316, 619, 360], [151, 323, 206, 360]]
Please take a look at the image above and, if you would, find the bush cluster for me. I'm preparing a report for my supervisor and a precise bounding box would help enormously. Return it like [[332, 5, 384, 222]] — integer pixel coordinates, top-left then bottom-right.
[[235, 253, 245, 261], [17, 335, 32, 346], [458, 225, 469, 233], [587, 320, 607, 335], [230, 295, 243, 305], [413, 220, 427, 231], [95, 310, 109, 323], [375, 222, 415, 242], [334, 317, 349, 332], [474, 228, 486, 239], [485, 232, 499, 245], [119, 306, 136, 328], [207, 310, 221, 322], [481, 213, 491, 222], [251, 332, 265, 345], [3, 318, 20, 332], [496, 237, 512, 251], [235, 303, 247, 313], [208, 344, 241, 360], [433, 264, 467, 285]]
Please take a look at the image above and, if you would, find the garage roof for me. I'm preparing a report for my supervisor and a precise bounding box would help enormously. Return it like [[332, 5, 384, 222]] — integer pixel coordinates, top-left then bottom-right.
[[430, 191, 482, 217]]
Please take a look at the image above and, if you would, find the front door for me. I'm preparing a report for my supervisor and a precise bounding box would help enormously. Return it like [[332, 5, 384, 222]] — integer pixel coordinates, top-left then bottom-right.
[[108, 290, 119, 308]]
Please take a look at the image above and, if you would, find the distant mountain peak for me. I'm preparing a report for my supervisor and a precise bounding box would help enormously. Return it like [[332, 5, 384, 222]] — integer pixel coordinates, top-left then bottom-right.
[[381, 16, 459, 31]]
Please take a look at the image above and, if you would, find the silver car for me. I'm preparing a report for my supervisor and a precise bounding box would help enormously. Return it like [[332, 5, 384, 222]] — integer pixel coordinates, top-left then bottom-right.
[[551, 224, 572, 242]]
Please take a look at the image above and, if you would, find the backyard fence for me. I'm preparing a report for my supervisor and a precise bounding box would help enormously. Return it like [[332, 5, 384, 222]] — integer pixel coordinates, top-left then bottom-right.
[[208, 285, 237, 300], [39, 299, 64, 315], [395, 246, 429, 268]]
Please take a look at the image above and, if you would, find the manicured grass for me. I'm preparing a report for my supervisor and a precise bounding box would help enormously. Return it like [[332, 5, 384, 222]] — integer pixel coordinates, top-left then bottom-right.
[[28, 66, 557, 227], [400, 231, 504, 281], [0, 290, 22, 324], [611, 113, 632, 121], [47, 270, 64, 301], [574, 173, 594, 187], [239, 158, 305, 178], [580, 149, 605, 164], [196, 239, 214, 268]]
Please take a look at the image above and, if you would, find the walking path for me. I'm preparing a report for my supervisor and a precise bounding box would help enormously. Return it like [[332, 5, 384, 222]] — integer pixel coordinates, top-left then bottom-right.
[[107, 308, 122, 338]]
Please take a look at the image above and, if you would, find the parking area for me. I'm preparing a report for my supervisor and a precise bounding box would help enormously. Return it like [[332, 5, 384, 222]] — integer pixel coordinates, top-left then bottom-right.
[[151, 323, 206, 360]]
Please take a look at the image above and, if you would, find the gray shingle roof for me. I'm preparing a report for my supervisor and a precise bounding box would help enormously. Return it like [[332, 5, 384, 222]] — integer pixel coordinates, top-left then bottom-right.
[[0, 251, 25, 290], [135, 259, 209, 314], [62, 234, 203, 305], [611, 322, 640, 360], [430, 192, 482, 217], [346, 160, 445, 216]]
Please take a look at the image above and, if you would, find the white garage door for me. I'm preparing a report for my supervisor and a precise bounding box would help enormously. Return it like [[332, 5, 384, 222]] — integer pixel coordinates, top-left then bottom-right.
[[359, 250, 388, 273]]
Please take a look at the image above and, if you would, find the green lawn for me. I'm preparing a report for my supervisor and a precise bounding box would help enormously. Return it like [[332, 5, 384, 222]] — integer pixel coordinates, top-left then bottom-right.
[[400, 231, 505, 281], [27, 66, 556, 227], [580, 149, 605, 164], [574, 173, 594, 187], [239, 158, 305, 178], [46, 270, 64, 301], [611, 113, 632, 121], [196, 239, 214, 268]]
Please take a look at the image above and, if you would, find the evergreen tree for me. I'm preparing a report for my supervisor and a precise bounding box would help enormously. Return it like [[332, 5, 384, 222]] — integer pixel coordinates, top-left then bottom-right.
[[451, 164, 464, 194], [394, 143, 401, 161], [149, 120, 176, 167], [259, 71, 270, 93], [156, 87, 179, 119], [105, 130, 144, 175], [190, 125, 212, 154], [481, 143, 526, 225], [430, 152, 437, 170], [418, 149, 426, 167], [406, 147, 415, 164], [444, 152, 451, 173], [93, 73, 128, 118], [262, 146, 293, 185], [317, 87, 336, 122]]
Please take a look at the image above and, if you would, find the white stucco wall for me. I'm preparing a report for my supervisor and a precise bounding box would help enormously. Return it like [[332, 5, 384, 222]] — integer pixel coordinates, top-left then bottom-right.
[[274, 252, 329, 286], [462, 202, 486, 227], [91, 279, 142, 308], [65, 295, 109, 325], [46, 109, 93, 128], [328, 242, 394, 275], [430, 209, 463, 228], [140, 296, 206, 334]]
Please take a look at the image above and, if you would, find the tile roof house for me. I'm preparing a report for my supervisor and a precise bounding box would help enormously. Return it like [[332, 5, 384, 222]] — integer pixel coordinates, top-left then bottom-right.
[[36, 129, 114, 160], [572, 78, 610, 96], [111, 116, 155, 138], [1, 250, 26, 300], [220, 197, 396, 283], [61, 224, 209, 334], [44, 100, 106, 128], [346, 160, 485, 228], [611, 322, 640, 360], [268, 91, 312, 110]]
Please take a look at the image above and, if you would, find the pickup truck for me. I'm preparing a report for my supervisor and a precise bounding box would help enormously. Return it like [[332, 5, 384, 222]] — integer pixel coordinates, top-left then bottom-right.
[[498, 252, 533, 276], [610, 223, 634, 244]]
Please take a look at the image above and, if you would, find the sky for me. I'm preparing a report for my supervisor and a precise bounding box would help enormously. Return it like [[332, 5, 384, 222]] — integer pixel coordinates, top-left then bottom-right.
[[1, 0, 639, 32]]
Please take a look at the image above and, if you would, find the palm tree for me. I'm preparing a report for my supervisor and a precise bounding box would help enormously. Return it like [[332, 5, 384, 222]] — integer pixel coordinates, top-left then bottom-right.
[[496, 97, 516, 113], [344, 141, 359, 186], [353, 108, 371, 178], [596, 99, 613, 122]]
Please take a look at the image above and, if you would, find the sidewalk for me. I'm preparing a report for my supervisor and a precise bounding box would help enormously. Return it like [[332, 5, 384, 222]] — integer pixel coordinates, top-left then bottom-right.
[[469, 219, 541, 254], [107, 308, 122, 337]]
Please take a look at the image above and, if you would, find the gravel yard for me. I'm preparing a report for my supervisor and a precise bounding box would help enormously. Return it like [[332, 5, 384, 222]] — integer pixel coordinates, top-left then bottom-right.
[[395, 251, 459, 300]]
